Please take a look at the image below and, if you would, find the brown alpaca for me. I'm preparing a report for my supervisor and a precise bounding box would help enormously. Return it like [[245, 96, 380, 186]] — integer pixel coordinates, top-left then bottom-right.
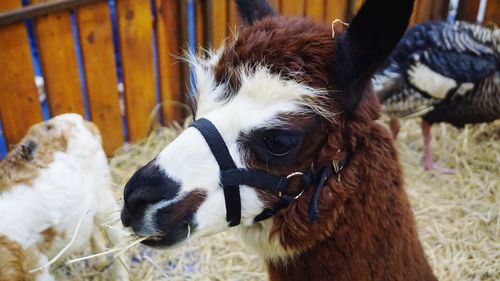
[[121, 0, 437, 280]]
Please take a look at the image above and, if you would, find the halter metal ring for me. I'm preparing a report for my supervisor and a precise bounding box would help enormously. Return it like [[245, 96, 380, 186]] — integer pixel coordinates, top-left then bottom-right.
[[278, 172, 305, 198], [286, 171, 304, 179], [291, 187, 306, 200]]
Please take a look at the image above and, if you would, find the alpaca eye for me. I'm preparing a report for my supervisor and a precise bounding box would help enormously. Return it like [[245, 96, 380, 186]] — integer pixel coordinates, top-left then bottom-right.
[[262, 131, 301, 156]]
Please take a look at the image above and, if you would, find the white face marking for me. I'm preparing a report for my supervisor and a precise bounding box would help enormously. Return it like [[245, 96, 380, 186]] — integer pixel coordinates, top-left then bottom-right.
[[144, 49, 324, 258]]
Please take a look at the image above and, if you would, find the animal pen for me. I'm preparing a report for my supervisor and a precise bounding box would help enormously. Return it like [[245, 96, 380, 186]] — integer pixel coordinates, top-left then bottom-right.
[[1, 0, 498, 158], [0, 0, 499, 280]]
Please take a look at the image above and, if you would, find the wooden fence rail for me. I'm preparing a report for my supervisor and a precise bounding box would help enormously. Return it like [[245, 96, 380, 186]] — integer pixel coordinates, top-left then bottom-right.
[[0, 0, 497, 157]]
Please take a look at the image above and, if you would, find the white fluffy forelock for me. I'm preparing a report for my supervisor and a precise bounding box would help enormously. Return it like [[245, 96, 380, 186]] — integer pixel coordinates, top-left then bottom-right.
[[187, 49, 337, 122]]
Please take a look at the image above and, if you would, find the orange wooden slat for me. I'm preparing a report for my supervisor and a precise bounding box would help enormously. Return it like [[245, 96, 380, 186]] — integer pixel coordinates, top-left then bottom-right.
[[414, 0, 432, 23], [457, 0, 481, 22], [484, 0, 500, 26], [116, 0, 156, 141], [76, 2, 123, 154], [32, 0, 84, 116], [306, 0, 325, 22], [156, 0, 183, 123], [195, 0, 206, 48], [268, 0, 281, 12], [281, 0, 305, 16], [178, 0, 190, 109], [409, 0, 420, 25], [411, 0, 449, 24], [208, 0, 228, 48], [0, 0, 43, 147], [430, 0, 449, 21], [325, 0, 348, 22]]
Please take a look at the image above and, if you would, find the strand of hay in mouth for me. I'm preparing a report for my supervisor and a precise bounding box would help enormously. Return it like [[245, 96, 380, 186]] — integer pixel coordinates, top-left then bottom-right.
[[100, 222, 136, 237], [53, 119, 498, 281], [65, 236, 149, 266]]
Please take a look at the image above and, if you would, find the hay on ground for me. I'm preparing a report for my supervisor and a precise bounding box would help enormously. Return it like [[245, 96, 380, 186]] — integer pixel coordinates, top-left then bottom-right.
[[52, 119, 499, 281]]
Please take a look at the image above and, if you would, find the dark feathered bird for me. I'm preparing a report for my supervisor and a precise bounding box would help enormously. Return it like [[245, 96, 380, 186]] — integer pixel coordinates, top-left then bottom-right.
[[375, 21, 499, 173]]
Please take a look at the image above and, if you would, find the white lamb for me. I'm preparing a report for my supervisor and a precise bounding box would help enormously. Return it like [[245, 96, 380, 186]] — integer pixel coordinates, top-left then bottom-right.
[[0, 114, 128, 281]]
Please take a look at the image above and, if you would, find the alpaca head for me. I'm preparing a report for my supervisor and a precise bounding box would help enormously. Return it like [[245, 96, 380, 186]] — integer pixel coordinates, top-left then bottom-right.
[[121, 0, 413, 256]]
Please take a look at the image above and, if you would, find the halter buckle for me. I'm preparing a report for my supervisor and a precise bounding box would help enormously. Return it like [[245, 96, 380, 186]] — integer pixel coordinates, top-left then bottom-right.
[[278, 172, 305, 199]]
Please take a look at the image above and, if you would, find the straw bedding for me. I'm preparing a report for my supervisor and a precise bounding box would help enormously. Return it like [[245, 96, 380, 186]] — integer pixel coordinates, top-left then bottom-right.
[[52, 119, 499, 281]]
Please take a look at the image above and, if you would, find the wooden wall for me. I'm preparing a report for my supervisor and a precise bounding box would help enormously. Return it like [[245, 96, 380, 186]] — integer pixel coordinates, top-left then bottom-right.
[[0, 0, 184, 155], [197, 0, 451, 49]]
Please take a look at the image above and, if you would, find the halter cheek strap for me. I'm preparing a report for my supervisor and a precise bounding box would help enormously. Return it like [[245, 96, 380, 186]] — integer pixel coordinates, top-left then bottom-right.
[[190, 118, 242, 226], [190, 118, 346, 227]]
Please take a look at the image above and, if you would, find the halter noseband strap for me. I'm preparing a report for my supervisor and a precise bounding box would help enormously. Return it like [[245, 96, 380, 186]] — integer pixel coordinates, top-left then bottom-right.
[[190, 118, 346, 227]]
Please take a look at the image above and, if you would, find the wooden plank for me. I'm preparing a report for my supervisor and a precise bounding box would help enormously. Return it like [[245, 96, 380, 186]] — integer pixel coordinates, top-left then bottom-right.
[[76, 1, 123, 154], [430, 0, 449, 21], [33, 0, 84, 116], [268, 0, 281, 12], [156, 0, 183, 123], [414, 0, 433, 23], [207, 0, 227, 48], [409, 0, 420, 25], [116, 0, 156, 141], [457, 0, 481, 22], [484, 0, 500, 26], [195, 0, 206, 48], [179, 0, 191, 111], [0, 0, 104, 27], [306, 0, 325, 22], [0, 0, 43, 147], [412, 0, 448, 23], [325, 0, 348, 22], [281, 0, 305, 16]]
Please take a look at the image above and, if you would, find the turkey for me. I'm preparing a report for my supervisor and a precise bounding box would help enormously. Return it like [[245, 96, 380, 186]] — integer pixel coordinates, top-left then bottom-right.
[[375, 21, 500, 173]]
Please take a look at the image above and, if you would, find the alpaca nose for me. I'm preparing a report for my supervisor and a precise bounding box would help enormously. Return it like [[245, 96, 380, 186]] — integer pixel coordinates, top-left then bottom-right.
[[121, 160, 181, 227]]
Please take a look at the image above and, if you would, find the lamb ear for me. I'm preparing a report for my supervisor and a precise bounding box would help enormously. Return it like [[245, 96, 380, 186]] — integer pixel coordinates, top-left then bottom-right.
[[235, 0, 275, 24], [336, 0, 414, 114]]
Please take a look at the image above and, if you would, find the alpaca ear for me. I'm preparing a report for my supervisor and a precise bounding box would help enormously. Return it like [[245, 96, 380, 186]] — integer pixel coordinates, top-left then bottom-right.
[[236, 0, 275, 24], [335, 0, 414, 114]]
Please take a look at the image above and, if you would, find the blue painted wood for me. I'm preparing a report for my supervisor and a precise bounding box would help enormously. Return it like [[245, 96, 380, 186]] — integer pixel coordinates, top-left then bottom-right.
[[0, 120, 6, 158]]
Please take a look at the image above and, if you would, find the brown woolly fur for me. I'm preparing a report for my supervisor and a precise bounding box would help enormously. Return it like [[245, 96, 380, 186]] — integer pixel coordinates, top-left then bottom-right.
[[37, 227, 64, 253], [267, 92, 436, 281], [0, 120, 69, 192], [215, 16, 337, 97], [0, 235, 38, 281], [0, 235, 27, 281]]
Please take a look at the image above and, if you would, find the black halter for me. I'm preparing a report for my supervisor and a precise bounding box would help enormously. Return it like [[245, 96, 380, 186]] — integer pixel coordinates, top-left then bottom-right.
[[190, 118, 346, 226]]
